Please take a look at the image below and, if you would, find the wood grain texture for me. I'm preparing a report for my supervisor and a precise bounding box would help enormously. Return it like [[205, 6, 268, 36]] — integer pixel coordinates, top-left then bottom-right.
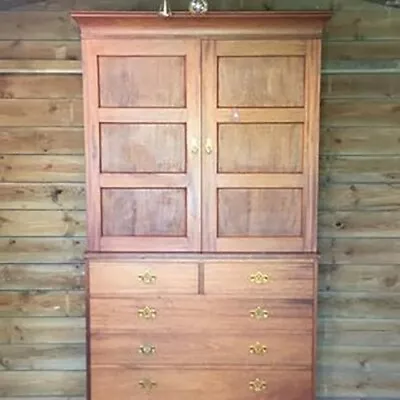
[[0, 371, 84, 396], [0, 343, 85, 370], [0, 317, 85, 344], [0, 40, 80, 60], [318, 211, 400, 238], [0, 264, 84, 290], [0, 238, 84, 263], [91, 368, 312, 400], [218, 55, 304, 107], [100, 124, 185, 173], [0, 183, 85, 210], [91, 331, 312, 366], [0, 127, 84, 155], [321, 127, 400, 155], [0, 99, 82, 126], [101, 189, 186, 237], [0, 291, 83, 317], [90, 297, 313, 333], [0, 210, 85, 236], [319, 183, 400, 211], [218, 124, 303, 173], [319, 264, 400, 293], [218, 188, 303, 237], [99, 55, 185, 108], [204, 262, 313, 298], [0, 155, 84, 182], [0, 75, 82, 99], [319, 238, 400, 264], [89, 261, 198, 296]]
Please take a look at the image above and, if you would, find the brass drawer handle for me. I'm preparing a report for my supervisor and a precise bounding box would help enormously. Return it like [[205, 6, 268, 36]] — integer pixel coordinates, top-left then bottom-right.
[[138, 306, 157, 320], [249, 306, 269, 320], [139, 378, 157, 391], [139, 344, 156, 356], [249, 378, 267, 392], [249, 342, 268, 356], [249, 271, 269, 285], [138, 270, 157, 285]]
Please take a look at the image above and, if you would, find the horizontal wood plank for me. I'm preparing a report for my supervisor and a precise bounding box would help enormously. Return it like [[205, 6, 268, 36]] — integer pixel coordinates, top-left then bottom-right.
[[0, 127, 83, 155], [0, 291, 84, 317], [325, 9, 400, 40], [0, 210, 85, 237], [324, 40, 400, 61], [0, 317, 85, 344], [319, 183, 400, 211], [321, 127, 400, 155], [0, 40, 80, 60], [319, 238, 400, 264], [321, 155, 400, 184], [0, 99, 82, 126], [0, 238, 84, 263], [0, 75, 82, 99], [319, 292, 400, 319], [0, 343, 85, 370], [319, 264, 400, 293], [0, 59, 81, 74], [319, 318, 400, 347], [0, 12, 79, 40], [0, 264, 84, 290], [322, 100, 400, 127], [317, 366, 400, 398], [322, 74, 400, 100], [0, 371, 84, 396], [0, 155, 84, 182], [0, 183, 85, 210], [318, 211, 400, 238]]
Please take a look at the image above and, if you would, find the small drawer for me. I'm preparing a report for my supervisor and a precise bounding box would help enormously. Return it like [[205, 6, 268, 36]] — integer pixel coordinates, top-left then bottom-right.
[[204, 261, 314, 298], [90, 331, 312, 367], [91, 367, 312, 400], [90, 297, 313, 333], [89, 261, 198, 296]]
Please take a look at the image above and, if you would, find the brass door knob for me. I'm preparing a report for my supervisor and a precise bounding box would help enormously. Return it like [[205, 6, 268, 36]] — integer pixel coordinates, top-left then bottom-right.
[[205, 138, 213, 154]]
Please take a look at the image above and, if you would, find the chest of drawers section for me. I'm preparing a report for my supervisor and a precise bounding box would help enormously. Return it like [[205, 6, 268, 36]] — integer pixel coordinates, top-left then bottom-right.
[[88, 258, 315, 399]]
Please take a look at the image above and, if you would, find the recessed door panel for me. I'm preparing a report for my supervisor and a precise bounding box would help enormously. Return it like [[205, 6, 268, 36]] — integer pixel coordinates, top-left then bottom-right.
[[218, 56, 304, 107], [218, 124, 303, 173], [218, 189, 302, 237], [101, 124, 186, 173], [102, 189, 186, 237], [98, 56, 185, 108]]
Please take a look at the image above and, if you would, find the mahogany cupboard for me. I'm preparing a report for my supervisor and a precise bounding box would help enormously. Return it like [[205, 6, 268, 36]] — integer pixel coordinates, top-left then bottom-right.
[[72, 11, 330, 400]]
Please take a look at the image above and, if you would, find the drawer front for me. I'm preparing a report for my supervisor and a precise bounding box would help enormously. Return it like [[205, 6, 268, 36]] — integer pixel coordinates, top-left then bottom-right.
[[204, 262, 314, 298], [90, 297, 313, 333], [89, 261, 198, 295], [91, 367, 312, 400], [91, 331, 312, 366]]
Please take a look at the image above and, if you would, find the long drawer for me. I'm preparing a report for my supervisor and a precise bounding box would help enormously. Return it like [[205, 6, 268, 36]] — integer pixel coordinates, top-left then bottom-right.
[[90, 297, 313, 333], [89, 261, 198, 295], [204, 261, 314, 298], [91, 367, 312, 400], [90, 331, 312, 366]]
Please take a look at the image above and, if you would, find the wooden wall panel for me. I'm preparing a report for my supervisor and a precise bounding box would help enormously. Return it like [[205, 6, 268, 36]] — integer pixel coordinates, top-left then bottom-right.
[[0, 1, 399, 400]]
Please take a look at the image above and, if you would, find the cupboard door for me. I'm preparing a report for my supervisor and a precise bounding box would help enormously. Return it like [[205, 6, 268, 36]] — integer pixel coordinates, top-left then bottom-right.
[[83, 40, 201, 252], [202, 40, 321, 252]]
